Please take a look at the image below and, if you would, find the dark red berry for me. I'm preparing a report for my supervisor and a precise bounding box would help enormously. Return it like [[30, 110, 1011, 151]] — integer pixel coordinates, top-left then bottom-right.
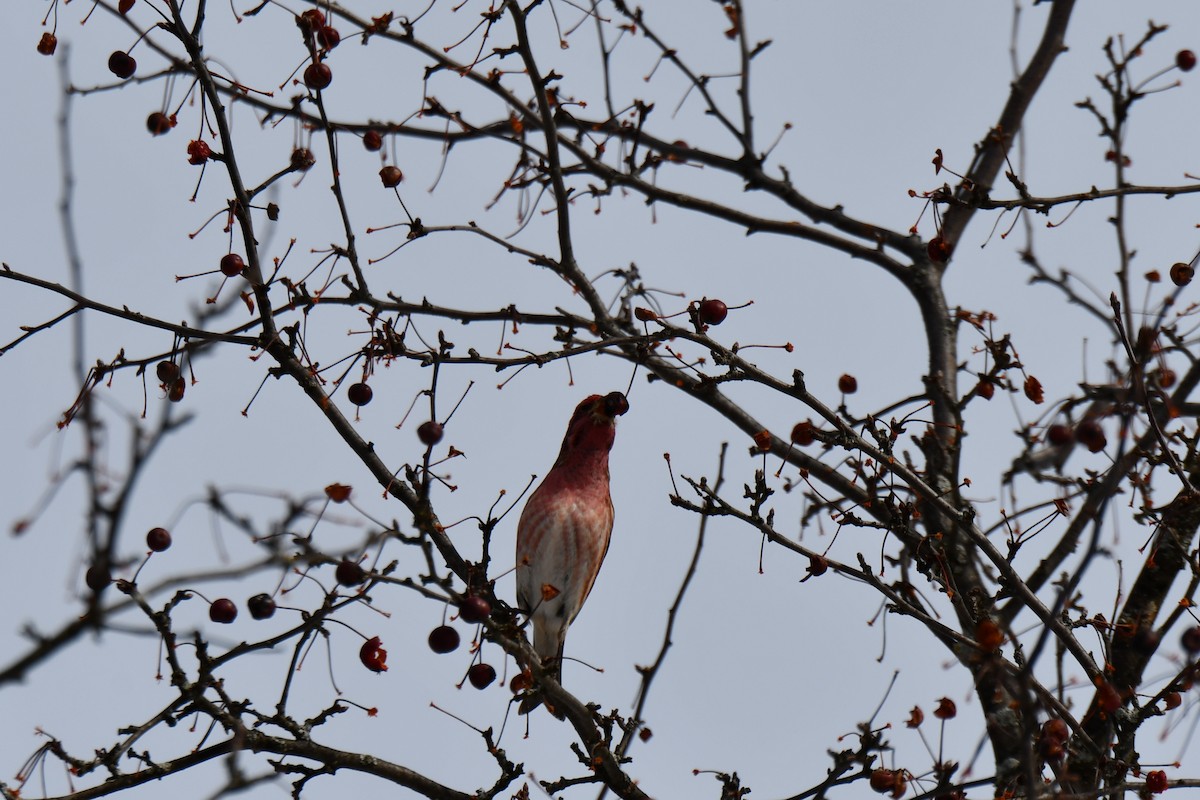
[[317, 26, 341, 49], [37, 32, 57, 56], [467, 662, 497, 689], [156, 360, 179, 384], [379, 165, 403, 188], [838, 374, 858, 394], [790, 420, 816, 446], [247, 593, 276, 620], [219, 253, 245, 277], [146, 111, 172, 136], [417, 420, 444, 446], [1075, 420, 1107, 453], [975, 379, 995, 400], [927, 235, 952, 263], [187, 139, 212, 165], [347, 382, 373, 406], [360, 636, 388, 672], [509, 671, 532, 694], [869, 769, 898, 794], [303, 62, 332, 90], [108, 51, 136, 79], [119, 0, 135, 12], [603, 391, 630, 417], [933, 697, 957, 719], [146, 527, 172, 552], [1177, 50, 1197, 72], [363, 130, 383, 151], [1170, 261, 1194, 286], [1182, 625, 1200, 654], [168, 377, 186, 403], [697, 298, 728, 325], [806, 554, 828, 577], [209, 598, 237, 623], [297, 9, 326, 35], [428, 625, 461, 654], [85, 564, 112, 591], [1145, 770, 1168, 794], [1046, 424, 1073, 447], [458, 595, 491, 624], [335, 560, 366, 586], [1156, 367, 1177, 388], [290, 147, 316, 171]]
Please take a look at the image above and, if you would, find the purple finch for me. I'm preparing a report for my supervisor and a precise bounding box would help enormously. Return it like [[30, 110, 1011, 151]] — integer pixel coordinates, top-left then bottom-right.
[[516, 391, 629, 714]]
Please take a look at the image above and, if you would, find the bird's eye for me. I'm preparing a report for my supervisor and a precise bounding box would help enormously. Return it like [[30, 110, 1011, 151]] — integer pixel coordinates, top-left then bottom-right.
[[603, 391, 629, 417]]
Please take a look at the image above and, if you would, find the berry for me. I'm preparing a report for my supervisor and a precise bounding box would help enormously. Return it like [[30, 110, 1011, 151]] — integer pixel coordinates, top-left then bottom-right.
[[219, 253, 245, 277], [247, 593, 276, 620], [360, 636, 388, 672], [1046, 423, 1073, 447], [156, 360, 179, 384], [458, 595, 491, 624], [697, 298, 728, 325], [1177, 50, 1197, 72], [467, 662, 497, 689], [297, 9, 326, 35], [187, 139, 212, 165], [347, 382, 373, 406], [509, 671, 533, 694], [1075, 420, 1106, 453], [838, 373, 858, 394], [37, 33, 57, 56], [363, 130, 383, 151], [108, 51, 136, 79], [168, 377, 186, 403], [317, 26, 341, 49], [146, 527, 172, 552], [1165, 691, 1182, 710], [146, 111, 172, 136], [85, 564, 112, 591], [290, 147, 316, 171], [428, 625, 461, 654], [603, 391, 630, 417], [209, 598, 237, 623], [869, 769, 899, 795], [119, 0, 135, 12], [1181, 625, 1200, 654], [1146, 770, 1168, 794], [933, 697, 956, 719], [1156, 367, 1177, 389], [303, 62, 332, 91], [806, 554, 828, 577], [379, 165, 404, 187], [1170, 261, 1194, 286], [417, 420, 444, 446], [975, 379, 995, 400], [335, 560, 366, 586], [790, 420, 816, 446], [927, 236, 952, 263], [324, 483, 352, 502]]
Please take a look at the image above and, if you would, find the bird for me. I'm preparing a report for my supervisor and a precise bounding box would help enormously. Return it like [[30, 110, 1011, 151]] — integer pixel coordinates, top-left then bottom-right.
[[515, 391, 629, 715]]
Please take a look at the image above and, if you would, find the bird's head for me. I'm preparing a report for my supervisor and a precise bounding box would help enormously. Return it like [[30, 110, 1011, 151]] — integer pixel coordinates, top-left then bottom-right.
[[557, 391, 629, 459]]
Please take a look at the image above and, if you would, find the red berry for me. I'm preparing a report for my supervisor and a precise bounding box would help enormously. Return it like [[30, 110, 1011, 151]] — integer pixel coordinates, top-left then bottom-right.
[[603, 391, 630, 417], [417, 420, 444, 446], [927, 236, 952, 263], [297, 9, 326, 35], [317, 26, 341, 50], [509, 671, 532, 694], [219, 253, 245, 277], [1170, 261, 1194, 286], [697, 298, 728, 325], [363, 130, 383, 151], [108, 51, 137, 79], [1156, 367, 1177, 388], [467, 662, 497, 689], [1182, 625, 1200, 654], [1075, 420, 1107, 453], [247, 593, 276, 620], [806, 554, 828, 577], [156, 360, 179, 384], [303, 62, 332, 90], [146, 527, 172, 552], [335, 560, 366, 586], [1046, 424, 1073, 447], [290, 147, 316, 171], [209, 598, 237, 623], [869, 769, 897, 794], [838, 373, 858, 394], [933, 697, 957, 719], [1145, 770, 1168, 794], [379, 165, 404, 188], [119, 0, 135, 13], [458, 595, 491, 624], [187, 139, 212, 165], [146, 111, 172, 136], [428, 625, 461, 654], [347, 382, 373, 406], [168, 377, 186, 403], [790, 420, 816, 446], [1177, 50, 1197, 72], [975, 379, 995, 400], [1165, 690, 1182, 710], [85, 564, 112, 591], [37, 32, 57, 56], [360, 636, 388, 672]]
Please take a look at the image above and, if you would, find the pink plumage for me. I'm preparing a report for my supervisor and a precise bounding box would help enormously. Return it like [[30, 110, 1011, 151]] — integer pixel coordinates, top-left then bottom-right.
[[516, 391, 629, 715]]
